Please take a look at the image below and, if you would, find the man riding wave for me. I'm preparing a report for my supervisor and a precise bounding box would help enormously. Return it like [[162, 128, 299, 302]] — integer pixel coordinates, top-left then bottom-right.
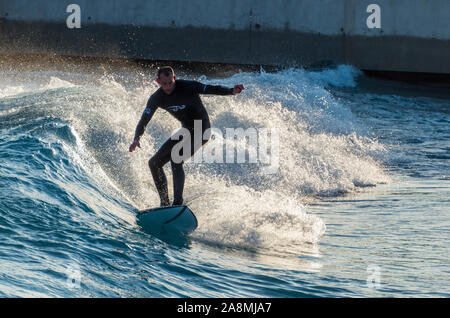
[[129, 66, 244, 206]]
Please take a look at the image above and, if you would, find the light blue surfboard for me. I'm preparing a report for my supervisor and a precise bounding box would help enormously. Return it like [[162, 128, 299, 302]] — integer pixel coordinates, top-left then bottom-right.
[[137, 205, 198, 236]]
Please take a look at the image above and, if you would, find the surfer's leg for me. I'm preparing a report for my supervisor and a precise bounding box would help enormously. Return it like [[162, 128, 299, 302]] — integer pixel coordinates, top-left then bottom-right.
[[170, 128, 190, 206], [171, 161, 185, 206], [148, 138, 177, 207], [170, 128, 210, 206]]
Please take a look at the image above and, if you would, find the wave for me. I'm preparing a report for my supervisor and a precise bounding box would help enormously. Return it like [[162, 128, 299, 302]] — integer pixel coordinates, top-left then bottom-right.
[[0, 64, 391, 253]]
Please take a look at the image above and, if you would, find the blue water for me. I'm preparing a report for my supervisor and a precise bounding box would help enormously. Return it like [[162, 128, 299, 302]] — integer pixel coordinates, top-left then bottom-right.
[[0, 60, 449, 297]]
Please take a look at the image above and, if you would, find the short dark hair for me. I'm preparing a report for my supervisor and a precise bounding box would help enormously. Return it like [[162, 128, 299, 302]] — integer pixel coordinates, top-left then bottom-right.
[[157, 66, 174, 79]]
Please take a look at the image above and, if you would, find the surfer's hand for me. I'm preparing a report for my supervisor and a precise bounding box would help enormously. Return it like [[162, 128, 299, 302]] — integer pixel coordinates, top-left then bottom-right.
[[232, 84, 244, 95], [129, 139, 141, 152]]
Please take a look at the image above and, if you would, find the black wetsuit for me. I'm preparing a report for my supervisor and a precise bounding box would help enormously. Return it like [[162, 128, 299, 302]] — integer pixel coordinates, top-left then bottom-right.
[[134, 79, 233, 206]]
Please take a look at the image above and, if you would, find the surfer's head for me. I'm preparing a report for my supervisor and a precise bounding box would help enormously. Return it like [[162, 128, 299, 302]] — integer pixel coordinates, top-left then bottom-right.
[[156, 66, 176, 95]]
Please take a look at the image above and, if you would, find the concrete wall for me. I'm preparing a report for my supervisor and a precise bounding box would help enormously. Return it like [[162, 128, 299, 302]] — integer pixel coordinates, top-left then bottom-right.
[[0, 0, 449, 74]]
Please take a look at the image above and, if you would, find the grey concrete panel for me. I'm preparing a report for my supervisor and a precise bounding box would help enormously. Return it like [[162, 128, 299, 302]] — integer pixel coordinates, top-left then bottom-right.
[[0, 0, 449, 74]]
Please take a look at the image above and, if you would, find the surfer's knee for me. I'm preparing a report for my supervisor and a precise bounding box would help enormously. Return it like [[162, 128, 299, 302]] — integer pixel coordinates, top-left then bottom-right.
[[170, 160, 184, 171], [148, 156, 160, 171]]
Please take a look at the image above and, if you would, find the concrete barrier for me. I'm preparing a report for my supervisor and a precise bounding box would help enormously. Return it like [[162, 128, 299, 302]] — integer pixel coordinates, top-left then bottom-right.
[[0, 0, 449, 74]]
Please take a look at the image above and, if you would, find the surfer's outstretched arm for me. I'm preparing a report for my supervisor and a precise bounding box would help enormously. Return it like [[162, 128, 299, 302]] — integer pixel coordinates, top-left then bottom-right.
[[190, 81, 245, 96], [129, 96, 158, 152]]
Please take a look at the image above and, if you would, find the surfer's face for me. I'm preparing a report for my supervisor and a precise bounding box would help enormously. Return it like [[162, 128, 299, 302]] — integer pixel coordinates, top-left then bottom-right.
[[157, 73, 176, 94]]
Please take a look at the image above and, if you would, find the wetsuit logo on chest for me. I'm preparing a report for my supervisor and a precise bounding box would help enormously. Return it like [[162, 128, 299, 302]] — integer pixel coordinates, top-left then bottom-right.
[[167, 104, 186, 112]]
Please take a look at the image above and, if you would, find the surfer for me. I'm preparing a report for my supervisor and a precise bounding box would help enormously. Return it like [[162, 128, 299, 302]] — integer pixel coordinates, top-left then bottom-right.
[[129, 66, 244, 207]]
